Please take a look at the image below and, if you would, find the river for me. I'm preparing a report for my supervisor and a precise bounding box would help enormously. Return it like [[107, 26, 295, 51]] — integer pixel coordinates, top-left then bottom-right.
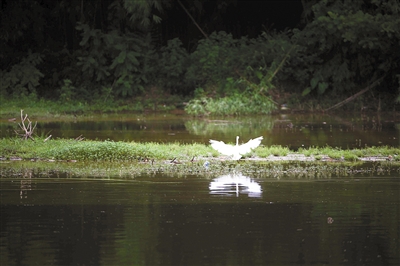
[[1, 113, 399, 265]]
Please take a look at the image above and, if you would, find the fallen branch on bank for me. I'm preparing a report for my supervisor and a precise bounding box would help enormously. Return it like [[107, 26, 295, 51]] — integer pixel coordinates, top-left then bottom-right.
[[324, 76, 385, 112]]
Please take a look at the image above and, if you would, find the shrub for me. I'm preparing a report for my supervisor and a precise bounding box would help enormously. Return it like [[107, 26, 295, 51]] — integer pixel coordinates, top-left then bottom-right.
[[0, 52, 44, 96]]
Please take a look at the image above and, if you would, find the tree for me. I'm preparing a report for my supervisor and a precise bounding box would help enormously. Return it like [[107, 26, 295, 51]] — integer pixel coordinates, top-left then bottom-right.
[[292, 0, 400, 100]]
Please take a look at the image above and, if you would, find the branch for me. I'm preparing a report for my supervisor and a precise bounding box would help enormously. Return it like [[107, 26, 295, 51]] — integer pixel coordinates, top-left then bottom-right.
[[15, 110, 36, 140], [44, 135, 52, 142], [75, 135, 84, 141], [324, 76, 385, 112], [177, 0, 208, 39]]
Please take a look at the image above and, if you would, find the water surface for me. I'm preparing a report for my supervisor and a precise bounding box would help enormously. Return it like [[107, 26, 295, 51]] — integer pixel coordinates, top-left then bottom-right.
[[1, 113, 398, 149], [1, 112, 399, 265], [1, 173, 399, 265]]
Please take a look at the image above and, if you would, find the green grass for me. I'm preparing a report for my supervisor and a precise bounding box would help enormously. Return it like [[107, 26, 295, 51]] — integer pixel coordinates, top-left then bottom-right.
[[0, 138, 213, 161], [0, 94, 183, 119], [255, 145, 291, 157], [1, 138, 399, 179], [1, 137, 399, 162], [298, 145, 399, 161]]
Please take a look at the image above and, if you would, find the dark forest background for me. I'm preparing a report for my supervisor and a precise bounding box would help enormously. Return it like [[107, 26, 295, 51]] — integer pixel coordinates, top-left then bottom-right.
[[1, 0, 399, 113]]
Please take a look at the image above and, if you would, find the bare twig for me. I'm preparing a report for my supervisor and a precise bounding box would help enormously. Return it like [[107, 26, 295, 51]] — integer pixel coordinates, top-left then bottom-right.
[[75, 135, 84, 141], [14, 110, 36, 140]]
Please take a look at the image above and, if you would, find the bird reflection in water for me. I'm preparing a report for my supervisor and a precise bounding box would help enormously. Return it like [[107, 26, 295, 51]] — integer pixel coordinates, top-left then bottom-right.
[[209, 173, 262, 198], [20, 170, 33, 199]]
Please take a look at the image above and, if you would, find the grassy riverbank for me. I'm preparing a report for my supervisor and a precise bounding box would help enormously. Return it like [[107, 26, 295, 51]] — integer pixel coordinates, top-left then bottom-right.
[[0, 95, 183, 119], [1, 138, 399, 179], [1, 137, 399, 162]]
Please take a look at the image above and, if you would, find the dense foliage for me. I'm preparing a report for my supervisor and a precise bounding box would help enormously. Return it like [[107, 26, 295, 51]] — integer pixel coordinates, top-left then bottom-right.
[[1, 0, 399, 114], [293, 0, 400, 98]]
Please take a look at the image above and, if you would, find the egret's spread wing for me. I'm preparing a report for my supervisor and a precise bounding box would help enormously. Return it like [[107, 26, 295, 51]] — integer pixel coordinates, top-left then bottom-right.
[[237, 136, 263, 155], [209, 140, 235, 156]]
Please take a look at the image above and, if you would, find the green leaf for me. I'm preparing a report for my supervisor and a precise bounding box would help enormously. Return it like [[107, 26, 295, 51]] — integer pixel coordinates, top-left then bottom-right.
[[310, 77, 319, 89], [318, 82, 329, 94], [127, 52, 140, 65], [255, 71, 263, 80], [114, 43, 125, 50], [117, 50, 126, 63], [302, 87, 311, 96], [327, 11, 337, 19]]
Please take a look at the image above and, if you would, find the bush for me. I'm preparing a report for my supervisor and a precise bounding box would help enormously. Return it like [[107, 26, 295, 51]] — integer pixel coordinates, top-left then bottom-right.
[[0, 52, 44, 96], [185, 93, 276, 116], [156, 38, 189, 94], [76, 23, 156, 97]]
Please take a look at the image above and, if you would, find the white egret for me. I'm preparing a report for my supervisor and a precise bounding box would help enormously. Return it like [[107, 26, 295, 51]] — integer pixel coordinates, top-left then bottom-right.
[[209, 136, 263, 160]]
